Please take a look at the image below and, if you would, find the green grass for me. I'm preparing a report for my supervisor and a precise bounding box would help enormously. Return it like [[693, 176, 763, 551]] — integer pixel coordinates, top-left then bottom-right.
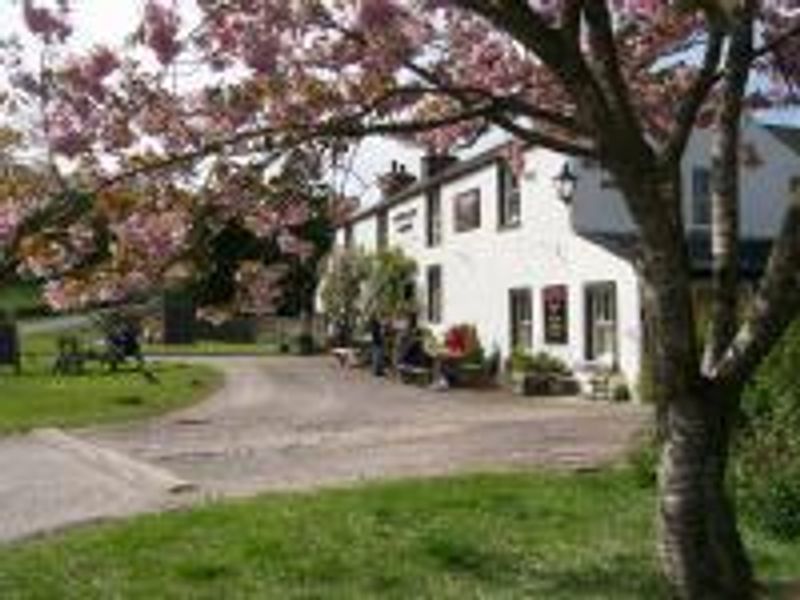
[[0, 469, 797, 599], [18, 328, 279, 358], [0, 360, 222, 435]]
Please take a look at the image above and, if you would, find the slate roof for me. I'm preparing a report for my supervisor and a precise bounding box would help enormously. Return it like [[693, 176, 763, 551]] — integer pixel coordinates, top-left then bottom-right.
[[584, 232, 774, 279], [347, 144, 508, 224], [765, 125, 800, 156]]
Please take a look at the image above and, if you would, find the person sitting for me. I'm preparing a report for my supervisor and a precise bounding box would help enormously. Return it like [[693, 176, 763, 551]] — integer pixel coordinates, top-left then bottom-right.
[[396, 314, 433, 374]]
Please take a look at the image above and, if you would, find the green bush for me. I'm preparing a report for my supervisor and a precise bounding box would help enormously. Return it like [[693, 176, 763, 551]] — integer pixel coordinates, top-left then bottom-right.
[[507, 349, 571, 376], [627, 432, 660, 489], [736, 318, 800, 540]]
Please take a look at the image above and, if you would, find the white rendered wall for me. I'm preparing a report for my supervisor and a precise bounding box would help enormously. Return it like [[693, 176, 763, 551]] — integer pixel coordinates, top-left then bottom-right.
[[382, 147, 643, 392], [335, 121, 798, 397]]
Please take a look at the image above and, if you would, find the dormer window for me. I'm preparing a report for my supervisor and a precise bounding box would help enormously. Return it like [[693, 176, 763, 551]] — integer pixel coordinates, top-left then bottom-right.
[[498, 161, 521, 229]]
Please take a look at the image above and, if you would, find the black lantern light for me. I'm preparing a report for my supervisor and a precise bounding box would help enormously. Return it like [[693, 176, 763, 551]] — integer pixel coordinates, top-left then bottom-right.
[[553, 162, 579, 204]]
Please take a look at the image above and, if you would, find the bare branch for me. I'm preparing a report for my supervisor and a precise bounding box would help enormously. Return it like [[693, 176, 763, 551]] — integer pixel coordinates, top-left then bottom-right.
[[712, 192, 800, 390], [583, 0, 644, 143], [664, 24, 726, 164]]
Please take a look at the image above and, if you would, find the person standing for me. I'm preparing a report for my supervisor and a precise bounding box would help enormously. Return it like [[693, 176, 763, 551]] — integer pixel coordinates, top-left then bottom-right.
[[369, 314, 386, 376]]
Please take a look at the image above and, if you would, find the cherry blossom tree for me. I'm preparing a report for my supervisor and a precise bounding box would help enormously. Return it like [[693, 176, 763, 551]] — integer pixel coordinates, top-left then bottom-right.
[[5, 0, 800, 597]]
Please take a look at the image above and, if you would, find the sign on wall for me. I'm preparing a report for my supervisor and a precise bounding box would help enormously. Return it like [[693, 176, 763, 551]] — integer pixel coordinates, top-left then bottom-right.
[[543, 285, 569, 345]]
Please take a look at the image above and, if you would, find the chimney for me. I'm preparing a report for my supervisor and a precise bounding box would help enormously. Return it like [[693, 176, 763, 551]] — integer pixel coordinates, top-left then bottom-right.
[[420, 153, 458, 179], [377, 161, 417, 198]]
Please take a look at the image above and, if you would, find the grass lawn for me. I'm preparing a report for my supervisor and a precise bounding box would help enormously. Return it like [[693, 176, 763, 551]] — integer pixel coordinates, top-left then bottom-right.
[[0, 469, 797, 599], [0, 360, 222, 435]]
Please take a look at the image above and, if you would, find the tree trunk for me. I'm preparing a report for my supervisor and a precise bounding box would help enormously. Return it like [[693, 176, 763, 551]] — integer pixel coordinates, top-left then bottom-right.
[[658, 383, 755, 599], [623, 171, 755, 598]]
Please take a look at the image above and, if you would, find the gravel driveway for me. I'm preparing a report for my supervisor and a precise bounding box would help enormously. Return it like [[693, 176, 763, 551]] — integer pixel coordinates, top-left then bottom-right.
[[0, 356, 650, 542], [81, 356, 651, 496]]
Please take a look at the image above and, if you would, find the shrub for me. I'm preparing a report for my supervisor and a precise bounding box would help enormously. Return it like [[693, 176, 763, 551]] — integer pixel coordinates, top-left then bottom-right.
[[627, 432, 660, 489], [507, 349, 571, 376], [736, 318, 800, 540]]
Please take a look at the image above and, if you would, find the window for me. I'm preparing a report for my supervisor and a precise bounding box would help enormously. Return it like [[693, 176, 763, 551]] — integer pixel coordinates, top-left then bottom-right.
[[498, 161, 521, 228], [377, 210, 388, 250], [454, 188, 481, 232], [543, 285, 569, 345], [509, 288, 533, 352], [426, 188, 442, 247], [691, 167, 712, 228], [585, 282, 618, 365], [427, 265, 442, 324], [600, 171, 618, 189]]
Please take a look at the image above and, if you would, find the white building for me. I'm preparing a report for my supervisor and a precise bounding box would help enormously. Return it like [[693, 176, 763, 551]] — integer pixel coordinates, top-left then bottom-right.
[[334, 121, 800, 397]]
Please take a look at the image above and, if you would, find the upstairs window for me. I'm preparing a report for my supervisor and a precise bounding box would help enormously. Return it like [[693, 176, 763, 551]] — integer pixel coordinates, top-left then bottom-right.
[[691, 167, 712, 228], [426, 188, 442, 247], [454, 188, 481, 233], [498, 161, 521, 229]]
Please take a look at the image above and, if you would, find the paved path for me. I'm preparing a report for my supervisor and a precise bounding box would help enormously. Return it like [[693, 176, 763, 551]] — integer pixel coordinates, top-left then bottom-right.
[[1, 356, 650, 542]]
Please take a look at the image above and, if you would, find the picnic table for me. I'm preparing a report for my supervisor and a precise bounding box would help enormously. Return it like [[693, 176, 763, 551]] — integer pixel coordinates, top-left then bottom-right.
[[52, 317, 157, 383]]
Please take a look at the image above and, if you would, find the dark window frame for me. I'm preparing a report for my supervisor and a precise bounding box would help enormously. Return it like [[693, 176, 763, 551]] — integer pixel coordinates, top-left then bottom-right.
[[426, 265, 443, 324], [426, 188, 442, 247], [498, 161, 521, 230], [509, 287, 533, 352], [691, 166, 712, 228], [584, 281, 618, 365], [454, 188, 482, 233]]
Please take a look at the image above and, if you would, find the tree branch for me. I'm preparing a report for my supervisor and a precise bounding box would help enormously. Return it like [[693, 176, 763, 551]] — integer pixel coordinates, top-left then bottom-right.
[[712, 190, 800, 390], [583, 0, 645, 144], [703, 2, 754, 374], [664, 23, 726, 164]]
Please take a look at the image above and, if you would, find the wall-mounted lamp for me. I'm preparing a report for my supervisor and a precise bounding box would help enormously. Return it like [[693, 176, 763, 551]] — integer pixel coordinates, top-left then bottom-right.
[[553, 162, 579, 204]]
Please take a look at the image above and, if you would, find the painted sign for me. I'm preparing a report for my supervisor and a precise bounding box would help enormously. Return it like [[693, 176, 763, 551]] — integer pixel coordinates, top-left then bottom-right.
[[543, 285, 568, 345]]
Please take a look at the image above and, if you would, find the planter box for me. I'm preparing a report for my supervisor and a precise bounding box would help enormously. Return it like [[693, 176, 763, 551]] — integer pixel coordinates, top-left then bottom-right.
[[510, 372, 579, 397]]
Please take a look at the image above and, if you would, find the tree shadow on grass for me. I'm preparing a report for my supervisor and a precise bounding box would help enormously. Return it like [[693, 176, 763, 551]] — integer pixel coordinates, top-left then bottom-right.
[[422, 534, 670, 599]]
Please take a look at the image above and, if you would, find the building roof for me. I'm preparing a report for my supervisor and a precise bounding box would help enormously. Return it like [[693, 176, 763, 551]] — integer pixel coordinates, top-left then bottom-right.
[[347, 143, 509, 224], [765, 125, 800, 156], [585, 232, 773, 279]]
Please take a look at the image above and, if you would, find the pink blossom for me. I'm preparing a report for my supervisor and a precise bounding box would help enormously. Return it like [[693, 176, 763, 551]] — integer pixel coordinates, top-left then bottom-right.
[[142, 0, 181, 65]]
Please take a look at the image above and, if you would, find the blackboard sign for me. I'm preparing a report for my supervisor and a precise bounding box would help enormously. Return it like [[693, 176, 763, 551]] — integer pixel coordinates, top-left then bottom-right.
[[0, 322, 21, 373], [543, 285, 568, 345]]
